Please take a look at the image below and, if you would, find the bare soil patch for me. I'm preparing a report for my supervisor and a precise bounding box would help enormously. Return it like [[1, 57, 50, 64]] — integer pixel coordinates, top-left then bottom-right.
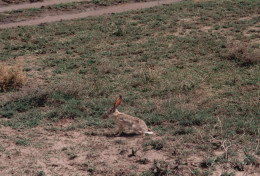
[[1, 123, 259, 175], [0, 122, 170, 175]]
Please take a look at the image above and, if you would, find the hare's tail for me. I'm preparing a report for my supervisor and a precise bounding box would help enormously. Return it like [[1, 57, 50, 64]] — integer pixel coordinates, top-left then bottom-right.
[[145, 131, 153, 135]]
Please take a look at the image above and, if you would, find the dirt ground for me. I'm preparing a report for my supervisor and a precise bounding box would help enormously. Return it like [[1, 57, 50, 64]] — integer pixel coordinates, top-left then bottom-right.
[[0, 120, 173, 175], [0, 0, 259, 175], [0, 119, 258, 175], [0, 119, 160, 175]]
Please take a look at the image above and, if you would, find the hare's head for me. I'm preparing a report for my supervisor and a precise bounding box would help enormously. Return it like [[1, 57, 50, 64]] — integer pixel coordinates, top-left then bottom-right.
[[103, 95, 122, 119]]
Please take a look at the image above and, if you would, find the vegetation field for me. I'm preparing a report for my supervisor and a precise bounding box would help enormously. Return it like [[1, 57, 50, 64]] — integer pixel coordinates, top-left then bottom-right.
[[0, 0, 259, 175]]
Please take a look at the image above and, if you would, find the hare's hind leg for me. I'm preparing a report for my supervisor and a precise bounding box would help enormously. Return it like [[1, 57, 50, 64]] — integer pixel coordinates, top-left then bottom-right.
[[131, 124, 144, 136]]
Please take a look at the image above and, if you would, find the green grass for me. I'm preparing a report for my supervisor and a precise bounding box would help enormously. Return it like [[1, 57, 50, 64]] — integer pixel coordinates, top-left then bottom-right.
[[0, 0, 259, 173], [15, 136, 30, 146]]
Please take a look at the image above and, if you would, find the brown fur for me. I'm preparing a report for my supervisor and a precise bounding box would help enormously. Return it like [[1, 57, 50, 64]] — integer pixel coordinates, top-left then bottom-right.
[[103, 95, 153, 136]]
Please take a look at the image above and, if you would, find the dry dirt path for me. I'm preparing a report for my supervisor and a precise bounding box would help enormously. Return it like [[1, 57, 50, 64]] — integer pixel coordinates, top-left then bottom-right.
[[0, 0, 182, 29], [0, 0, 89, 12]]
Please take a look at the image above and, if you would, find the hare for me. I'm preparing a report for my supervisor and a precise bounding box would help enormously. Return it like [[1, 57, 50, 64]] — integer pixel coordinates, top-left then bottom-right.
[[103, 95, 153, 136]]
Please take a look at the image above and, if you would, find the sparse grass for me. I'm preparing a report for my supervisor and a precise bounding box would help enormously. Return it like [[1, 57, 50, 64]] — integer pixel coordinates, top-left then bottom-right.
[[231, 159, 245, 171], [15, 136, 30, 146], [224, 42, 260, 66], [0, 77, 89, 128], [36, 171, 45, 176], [137, 158, 149, 164], [200, 158, 214, 168], [149, 160, 170, 176], [0, 0, 259, 175], [221, 172, 235, 176], [145, 139, 165, 150], [91, 0, 127, 6], [115, 139, 126, 144], [67, 150, 78, 160]]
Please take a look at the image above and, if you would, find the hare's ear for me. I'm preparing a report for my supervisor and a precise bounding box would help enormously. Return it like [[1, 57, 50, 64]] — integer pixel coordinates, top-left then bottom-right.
[[114, 95, 122, 108]]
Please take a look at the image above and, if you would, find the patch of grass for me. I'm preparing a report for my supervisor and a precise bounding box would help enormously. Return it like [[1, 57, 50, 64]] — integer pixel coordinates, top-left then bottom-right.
[[86, 164, 96, 173], [67, 150, 78, 160], [115, 139, 125, 144], [244, 152, 258, 165], [221, 172, 235, 176], [2, 110, 43, 129], [50, 2, 77, 9], [91, 0, 108, 6], [0, 77, 89, 128], [173, 127, 194, 135], [150, 160, 170, 176], [137, 158, 149, 164], [61, 147, 68, 151], [153, 125, 173, 135], [223, 42, 260, 66], [15, 136, 30, 146], [91, 0, 127, 6], [26, 8, 44, 15], [200, 158, 214, 168], [36, 171, 45, 176], [8, 9, 24, 14], [0, 144, 5, 153], [191, 169, 200, 176], [179, 112, 213, 127], [230, 159, 245, 171], [145, 139, 165, 150]]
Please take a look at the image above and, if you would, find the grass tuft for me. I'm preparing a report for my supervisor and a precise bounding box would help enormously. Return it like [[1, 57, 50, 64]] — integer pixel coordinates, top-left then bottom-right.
[[224, 42, 260, 66], [0, 62, 26, 92], [145, 139, 165, 150]]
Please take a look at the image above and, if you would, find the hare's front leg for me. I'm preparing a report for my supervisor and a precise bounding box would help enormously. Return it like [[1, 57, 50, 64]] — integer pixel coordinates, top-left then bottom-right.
[[116, 124, 123, 136]]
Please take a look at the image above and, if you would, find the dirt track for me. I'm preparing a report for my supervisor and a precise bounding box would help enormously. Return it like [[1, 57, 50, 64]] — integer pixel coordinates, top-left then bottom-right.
[[0, 0, 88, 12], [0, 0, 182, 29]]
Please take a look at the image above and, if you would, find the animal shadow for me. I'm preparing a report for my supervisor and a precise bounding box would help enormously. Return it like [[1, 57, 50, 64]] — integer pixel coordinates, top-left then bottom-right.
[[105, 132, 138, 138]]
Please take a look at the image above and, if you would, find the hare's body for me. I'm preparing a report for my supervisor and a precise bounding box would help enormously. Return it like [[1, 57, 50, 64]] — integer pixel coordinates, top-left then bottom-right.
[[113, 110, 148, 135], [103, 95, 153, 136]]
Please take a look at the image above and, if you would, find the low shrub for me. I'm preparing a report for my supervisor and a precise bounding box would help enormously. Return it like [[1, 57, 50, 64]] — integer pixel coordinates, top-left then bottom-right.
[[0, 62, 26, 92], [145, 139, 165, 150], [224, 42, 260, 66]]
